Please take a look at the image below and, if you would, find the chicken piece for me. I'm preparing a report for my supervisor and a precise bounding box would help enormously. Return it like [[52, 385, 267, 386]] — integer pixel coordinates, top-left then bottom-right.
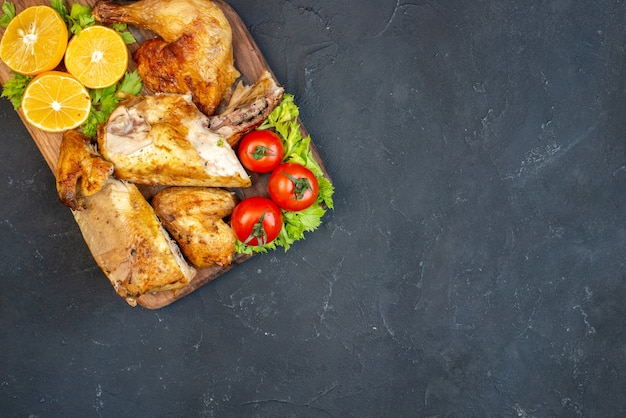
[[152, 187, 237, 267], [92, 0, 240, 116], [73, 178, 197, 306], [209, 70, 285, 147], [56, 130, 114, 210], [97, 93, 251, 188]]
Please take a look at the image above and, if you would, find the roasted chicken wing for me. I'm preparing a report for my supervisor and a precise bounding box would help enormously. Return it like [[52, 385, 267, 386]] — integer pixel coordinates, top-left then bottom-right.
[[56, 130, 114, 210], [93, 0, 240, 116], [152, 187, 237, 267]]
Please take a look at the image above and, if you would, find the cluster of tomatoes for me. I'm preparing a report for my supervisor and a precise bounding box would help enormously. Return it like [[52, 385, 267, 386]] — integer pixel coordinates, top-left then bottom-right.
[[230, 130, 319, 247]]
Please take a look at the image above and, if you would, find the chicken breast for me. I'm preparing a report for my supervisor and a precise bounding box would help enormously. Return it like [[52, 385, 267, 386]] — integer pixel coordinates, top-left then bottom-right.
[[92, 0, 240, 116], [152, 187, 237, 268], [97, 93, 251, 188], [73, 179, 197, 306]]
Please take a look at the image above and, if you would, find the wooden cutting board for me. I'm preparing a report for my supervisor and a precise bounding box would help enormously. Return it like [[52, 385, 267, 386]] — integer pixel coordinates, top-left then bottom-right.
[[0, 0, 331, 309]]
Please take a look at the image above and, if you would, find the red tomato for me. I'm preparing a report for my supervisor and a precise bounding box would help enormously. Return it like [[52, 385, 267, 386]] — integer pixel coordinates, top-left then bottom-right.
[[268, 163, 319, 211], [237, 130, 284, 173], [231, 197, 283, 246]]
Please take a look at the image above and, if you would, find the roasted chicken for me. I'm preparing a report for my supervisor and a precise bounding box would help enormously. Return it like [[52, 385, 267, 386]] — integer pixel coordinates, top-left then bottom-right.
[[56, 130, 114, 210], [93, 0, 240, 116], [97, 93, 251, 188], [56, 0, 290, 307], [73, 179, 197, 306], [152, 187, 237, 267]]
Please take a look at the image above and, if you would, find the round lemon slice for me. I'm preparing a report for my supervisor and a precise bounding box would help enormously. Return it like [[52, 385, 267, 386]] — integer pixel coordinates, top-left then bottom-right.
[[21, 71, 92, 132], [0, 5, 68, 76], [64, 25, 129, 89]]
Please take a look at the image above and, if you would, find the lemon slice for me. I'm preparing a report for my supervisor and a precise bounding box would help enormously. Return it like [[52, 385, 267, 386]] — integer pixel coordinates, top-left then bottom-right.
[[0, 6, 68, 76], [64, 25, 129, 89], [21, 71, 92, 132]]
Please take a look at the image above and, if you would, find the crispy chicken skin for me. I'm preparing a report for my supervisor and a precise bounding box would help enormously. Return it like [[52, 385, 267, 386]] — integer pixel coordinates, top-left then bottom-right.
[[73, 179, 197, 306], [97, 93, 251, 188], [56, 130, 114, 210], [152, 187, 237, 267], [92, 0, 240, 116]]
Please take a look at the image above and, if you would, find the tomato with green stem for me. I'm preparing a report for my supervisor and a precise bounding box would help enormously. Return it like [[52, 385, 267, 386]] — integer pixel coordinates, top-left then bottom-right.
[[231, 197, 283, 246], [237, 130, 284, 173], [268, 162, 319, 211]]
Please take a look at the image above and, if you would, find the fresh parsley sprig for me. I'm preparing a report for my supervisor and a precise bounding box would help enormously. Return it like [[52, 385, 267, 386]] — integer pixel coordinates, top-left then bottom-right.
[[50, 0, 135, 43], [235, 94, 335, 254], [0, 0, 15, 28], [51, 0, 94, 35], [83, 70, 143, 137], [109, 23, 136, 44], [1, 72, 33, 109]]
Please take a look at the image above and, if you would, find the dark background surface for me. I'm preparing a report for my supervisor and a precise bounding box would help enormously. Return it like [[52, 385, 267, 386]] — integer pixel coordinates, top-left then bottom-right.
[[2, 0, 626, 416]]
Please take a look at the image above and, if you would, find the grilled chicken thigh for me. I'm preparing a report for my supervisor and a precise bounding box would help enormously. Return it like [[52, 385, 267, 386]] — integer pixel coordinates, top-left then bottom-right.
[[93, 0, 240, 116], [98, 93, 251, 188]]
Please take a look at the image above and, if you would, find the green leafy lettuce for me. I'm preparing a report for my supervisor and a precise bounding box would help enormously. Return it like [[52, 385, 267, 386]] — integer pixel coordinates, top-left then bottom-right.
[[235, 94, 335, 254]]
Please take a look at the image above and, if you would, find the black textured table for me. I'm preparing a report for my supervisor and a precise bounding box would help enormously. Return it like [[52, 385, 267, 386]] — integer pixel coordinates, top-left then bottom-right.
[[2, 1, 625, 416]]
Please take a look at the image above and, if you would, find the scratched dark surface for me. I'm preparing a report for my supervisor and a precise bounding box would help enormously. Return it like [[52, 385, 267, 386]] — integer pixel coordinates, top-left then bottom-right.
[[2, 0, 626, 416]]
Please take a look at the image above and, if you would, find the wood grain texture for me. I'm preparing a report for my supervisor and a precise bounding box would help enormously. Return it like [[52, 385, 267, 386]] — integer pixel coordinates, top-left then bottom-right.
[[0, 0, 331, 309]]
